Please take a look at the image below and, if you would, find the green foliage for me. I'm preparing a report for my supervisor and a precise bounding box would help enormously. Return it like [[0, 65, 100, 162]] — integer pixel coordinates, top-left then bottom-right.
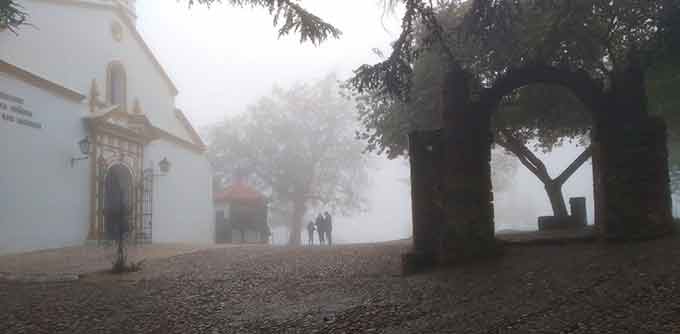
[[352, 3, 593, 160], [350, 0, 452, 102], [495, 84, 591, 152], [0, 0, 27, 32], [185, 0, 341, 45], [208, 74, 368, 223], [350, 0, 679, 189], [0, 0, 340, 44], [350, 0, 671, 104]]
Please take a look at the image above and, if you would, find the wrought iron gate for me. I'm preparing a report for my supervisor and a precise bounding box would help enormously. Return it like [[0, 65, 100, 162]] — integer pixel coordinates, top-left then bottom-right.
[[137, 168, 154, 243]]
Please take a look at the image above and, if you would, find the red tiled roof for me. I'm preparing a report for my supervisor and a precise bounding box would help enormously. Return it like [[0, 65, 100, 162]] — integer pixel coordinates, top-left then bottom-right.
[[214, 182, 265, 203]]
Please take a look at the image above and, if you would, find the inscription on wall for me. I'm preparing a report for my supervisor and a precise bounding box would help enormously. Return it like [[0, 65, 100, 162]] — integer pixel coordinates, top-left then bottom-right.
[[0, 91, 43, 130]]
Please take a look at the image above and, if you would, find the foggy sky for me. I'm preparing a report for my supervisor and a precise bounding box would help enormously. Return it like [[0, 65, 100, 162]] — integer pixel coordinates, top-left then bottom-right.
[[137, 0, 402, 126], [135, 1, 596, 243]]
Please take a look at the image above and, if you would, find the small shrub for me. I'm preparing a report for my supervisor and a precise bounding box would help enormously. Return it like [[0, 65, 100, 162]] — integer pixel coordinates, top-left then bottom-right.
[[111, 259, 145, 274]]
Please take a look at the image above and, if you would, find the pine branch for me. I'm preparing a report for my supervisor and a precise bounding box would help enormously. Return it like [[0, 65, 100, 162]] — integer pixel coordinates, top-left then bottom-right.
[[187, 0, 341, 45], [0, 1, 27, 33], [349, 0, 460, 102]]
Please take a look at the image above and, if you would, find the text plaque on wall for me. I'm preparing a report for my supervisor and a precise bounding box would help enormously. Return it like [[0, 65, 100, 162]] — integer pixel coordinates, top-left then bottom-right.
[[0, 91, 43, 130]]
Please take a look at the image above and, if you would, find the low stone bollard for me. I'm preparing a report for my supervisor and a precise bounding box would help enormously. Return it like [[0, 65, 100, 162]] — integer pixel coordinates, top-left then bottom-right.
[[538, 216, 576, 231], [570, 197, 587, 227]]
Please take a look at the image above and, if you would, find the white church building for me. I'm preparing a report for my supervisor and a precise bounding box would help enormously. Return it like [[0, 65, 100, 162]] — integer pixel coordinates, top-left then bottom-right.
[[0, 0, 215, 254]]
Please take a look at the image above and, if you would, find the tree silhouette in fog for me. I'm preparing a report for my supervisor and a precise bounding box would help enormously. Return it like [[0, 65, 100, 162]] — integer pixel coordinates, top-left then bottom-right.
[[208, 74, 368, 245]]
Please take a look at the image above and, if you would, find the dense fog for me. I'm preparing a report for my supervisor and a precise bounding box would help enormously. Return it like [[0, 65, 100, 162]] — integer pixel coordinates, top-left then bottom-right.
[[136, 1, 596, 244]]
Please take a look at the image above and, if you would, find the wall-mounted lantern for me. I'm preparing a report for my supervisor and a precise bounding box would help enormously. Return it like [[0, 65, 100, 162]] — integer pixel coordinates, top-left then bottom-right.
[[158, 157, 171, 174], [70, 136, 91, 167]]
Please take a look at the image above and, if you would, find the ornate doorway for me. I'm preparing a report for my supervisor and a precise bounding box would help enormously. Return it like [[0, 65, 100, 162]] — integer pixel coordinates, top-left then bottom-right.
[[85, 105, 157, 243]]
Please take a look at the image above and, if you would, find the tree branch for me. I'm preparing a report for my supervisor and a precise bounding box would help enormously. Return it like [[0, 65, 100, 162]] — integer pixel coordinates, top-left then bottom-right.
[[187, 0, 341, 45], [554, 145, 592, 186], [497, 129, 552, 184]]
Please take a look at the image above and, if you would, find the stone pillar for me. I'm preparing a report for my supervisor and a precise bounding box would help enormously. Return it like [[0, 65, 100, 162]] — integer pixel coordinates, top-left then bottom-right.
[[403, 130, 446, 274], [403, 67, 498, 274], [591, 135, 604, 234], [403, 124, 497, 273], [597, 116, 674, 239], [569, 197, 587, 227], [435, 119, 497, 265]]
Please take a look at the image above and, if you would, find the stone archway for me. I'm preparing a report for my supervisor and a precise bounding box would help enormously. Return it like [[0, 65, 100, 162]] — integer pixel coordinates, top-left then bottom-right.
[[404, 63, 673, 273]]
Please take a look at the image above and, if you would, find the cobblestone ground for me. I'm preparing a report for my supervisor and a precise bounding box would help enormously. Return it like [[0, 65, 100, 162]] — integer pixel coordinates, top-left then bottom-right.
[[1, 236, 680, 334]]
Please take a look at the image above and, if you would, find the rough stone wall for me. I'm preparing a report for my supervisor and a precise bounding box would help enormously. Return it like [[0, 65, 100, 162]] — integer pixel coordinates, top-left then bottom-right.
[[404, 68, 497, 273], [405, 125, 497, 273], [596, 116, 674, 239], [407, 130, 445, 265], [436, 113, 497, 265]]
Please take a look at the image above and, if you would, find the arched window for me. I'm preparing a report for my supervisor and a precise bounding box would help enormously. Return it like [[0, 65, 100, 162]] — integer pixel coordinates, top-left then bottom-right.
[[107, 62, 127, 111]]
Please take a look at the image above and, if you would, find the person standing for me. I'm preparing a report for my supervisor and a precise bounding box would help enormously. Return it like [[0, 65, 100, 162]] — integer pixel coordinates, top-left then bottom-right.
[[306, 220, 316, 245], [315, 213, 325, 244], [324, 211, 333, 245]]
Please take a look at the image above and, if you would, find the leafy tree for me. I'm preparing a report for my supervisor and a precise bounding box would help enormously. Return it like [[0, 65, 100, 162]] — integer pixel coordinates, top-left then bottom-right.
[[350, 0, 680, 218], [208, 75, 368, 245], [353, 3, 597, 218], [351, 0, 669, 97], [493, 85, 592, 217]]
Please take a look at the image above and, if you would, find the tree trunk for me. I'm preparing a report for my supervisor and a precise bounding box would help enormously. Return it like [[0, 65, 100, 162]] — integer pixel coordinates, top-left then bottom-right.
[[288, 198, 306, 245], [496, 131, 593, 218], [545, 182, 569, 217]]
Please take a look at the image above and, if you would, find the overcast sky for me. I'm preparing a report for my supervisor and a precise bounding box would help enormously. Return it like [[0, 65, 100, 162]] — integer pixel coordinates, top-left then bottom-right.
[[137, 0, 402, 127]]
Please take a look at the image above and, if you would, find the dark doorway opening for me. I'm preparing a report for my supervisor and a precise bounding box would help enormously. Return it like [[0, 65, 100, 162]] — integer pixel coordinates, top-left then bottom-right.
[[104, 164, 133, 240]]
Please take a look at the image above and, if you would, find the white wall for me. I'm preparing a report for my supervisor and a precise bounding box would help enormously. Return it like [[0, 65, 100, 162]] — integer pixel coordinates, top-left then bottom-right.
[[0, 1, 215, 252], [145, 140, 214, 243], [0, 73, 90, 254], [0, 0, 194, 143]]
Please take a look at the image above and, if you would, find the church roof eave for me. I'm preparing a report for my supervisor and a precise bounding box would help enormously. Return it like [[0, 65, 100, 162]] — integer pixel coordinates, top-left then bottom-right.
[[174, 108, 206, 148], [153, 126, 207, 154], [0, 60, 86, 102], [114, 4, 179, 96]]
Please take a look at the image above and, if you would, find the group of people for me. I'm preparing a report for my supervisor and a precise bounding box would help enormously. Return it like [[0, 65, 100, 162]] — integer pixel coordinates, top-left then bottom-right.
[[306, 211, 333, 245]]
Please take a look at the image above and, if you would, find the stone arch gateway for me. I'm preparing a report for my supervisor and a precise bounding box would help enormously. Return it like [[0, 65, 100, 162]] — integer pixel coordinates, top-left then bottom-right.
[[403, 64, 674, 273]]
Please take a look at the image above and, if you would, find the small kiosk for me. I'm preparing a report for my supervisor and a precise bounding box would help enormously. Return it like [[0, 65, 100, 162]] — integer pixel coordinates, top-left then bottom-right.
[[214, 182, 270, 243]]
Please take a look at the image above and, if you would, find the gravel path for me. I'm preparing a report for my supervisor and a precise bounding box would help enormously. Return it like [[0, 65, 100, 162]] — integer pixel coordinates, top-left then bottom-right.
[[1, 236, 680, 333]]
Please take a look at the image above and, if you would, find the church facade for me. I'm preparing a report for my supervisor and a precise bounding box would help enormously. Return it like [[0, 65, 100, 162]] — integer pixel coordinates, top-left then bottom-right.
[[0, 0, 215, 254]]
